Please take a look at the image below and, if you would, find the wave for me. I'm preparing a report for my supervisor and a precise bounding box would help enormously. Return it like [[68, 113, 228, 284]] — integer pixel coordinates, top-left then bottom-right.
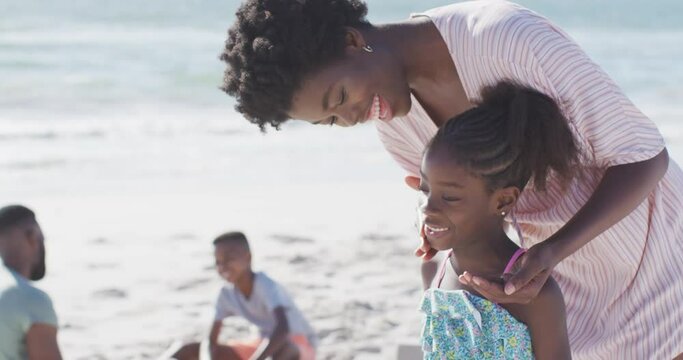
[[0, 130, 106, 142], [1, 159, 67, 170]]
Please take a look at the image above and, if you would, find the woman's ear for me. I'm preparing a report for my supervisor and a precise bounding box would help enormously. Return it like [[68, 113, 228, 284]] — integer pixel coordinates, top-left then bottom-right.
[[344, 26, 367, 51], [491, 186, 520, 215]]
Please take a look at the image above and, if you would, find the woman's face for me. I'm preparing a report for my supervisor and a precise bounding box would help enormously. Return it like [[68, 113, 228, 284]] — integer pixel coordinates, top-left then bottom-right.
[[288, 33, 412, 127]]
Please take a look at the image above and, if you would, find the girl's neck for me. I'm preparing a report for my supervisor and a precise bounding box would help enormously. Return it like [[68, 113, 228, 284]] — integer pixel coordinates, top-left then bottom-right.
[[449, 229, 519, 279]]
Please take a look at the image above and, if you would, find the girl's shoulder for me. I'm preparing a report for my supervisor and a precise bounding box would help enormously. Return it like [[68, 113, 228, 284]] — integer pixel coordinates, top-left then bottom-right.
[[530, 276, 564, 310], [505, 276, 565, 325], [512, 279, 571, 358]]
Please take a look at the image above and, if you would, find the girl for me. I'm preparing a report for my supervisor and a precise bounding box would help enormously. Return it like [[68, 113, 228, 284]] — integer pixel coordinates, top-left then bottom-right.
[[418, 81, 571, 359]]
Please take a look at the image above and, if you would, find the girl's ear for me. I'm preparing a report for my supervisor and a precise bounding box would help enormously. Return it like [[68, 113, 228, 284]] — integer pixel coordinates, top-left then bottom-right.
[[491, 186, 520, 215], [343, 26, 367, 52]]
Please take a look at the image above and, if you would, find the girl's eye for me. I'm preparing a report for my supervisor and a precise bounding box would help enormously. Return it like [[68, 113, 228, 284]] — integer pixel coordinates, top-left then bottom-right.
[[442, 196, 461, 202]]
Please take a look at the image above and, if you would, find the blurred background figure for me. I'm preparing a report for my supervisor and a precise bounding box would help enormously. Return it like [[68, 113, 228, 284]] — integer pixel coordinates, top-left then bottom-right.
[[172, 232, 316, 360], [0, 205, 62, 360]]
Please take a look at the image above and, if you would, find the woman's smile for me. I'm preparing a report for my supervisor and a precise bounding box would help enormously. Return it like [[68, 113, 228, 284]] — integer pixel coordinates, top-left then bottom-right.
[[364, 94, 393, 122]]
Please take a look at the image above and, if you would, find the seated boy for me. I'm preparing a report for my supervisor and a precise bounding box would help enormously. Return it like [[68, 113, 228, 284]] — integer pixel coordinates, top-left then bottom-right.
[[173, 232, 317, 360]]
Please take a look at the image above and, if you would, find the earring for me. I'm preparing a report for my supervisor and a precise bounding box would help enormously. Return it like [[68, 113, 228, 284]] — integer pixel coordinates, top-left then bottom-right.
[[501, 211, 507, 216], [362, 45, 373, 53]]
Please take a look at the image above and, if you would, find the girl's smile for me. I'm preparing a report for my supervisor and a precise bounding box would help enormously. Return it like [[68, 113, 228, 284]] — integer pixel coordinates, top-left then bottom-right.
[[423, 223, 451, 241]]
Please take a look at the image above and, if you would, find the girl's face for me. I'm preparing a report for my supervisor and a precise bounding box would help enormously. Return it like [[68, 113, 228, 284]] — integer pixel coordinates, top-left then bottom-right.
[[288, 30, 412, 127], [419, 149, 513, 251]]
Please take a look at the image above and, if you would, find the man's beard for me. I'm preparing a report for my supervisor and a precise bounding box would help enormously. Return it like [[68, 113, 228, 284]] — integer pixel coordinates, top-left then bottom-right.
[[29, 242, 46, 281]]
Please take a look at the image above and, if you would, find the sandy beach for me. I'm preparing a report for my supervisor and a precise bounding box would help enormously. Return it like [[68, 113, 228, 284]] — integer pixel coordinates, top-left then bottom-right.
[[29, 180, 426, 359], [2, 119, 431, 359]]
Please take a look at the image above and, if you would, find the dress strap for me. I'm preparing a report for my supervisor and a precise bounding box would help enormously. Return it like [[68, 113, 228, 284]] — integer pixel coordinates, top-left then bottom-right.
[[435, 250, 454, 288], [503, 248, 527, 275]]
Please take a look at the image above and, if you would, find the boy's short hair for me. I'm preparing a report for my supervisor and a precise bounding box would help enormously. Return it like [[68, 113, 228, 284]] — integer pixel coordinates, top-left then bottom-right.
[[0, 205, 36, 233], [213, 231, 250, 252]]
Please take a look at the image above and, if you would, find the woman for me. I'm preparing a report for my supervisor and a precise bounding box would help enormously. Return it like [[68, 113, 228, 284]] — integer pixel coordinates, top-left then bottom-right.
[[220, 0, 683, 358]]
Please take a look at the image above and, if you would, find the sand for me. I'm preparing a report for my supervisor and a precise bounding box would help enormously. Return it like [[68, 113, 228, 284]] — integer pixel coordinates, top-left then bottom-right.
[[28, 180, 426, 359]]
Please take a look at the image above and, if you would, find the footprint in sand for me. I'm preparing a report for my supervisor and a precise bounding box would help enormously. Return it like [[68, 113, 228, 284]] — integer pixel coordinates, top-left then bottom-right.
[[354, 346, 381, 354], [86, 262, 118, 270], [169, 233, 198, 241], [89, 237, 109, 245], [174, 277, 212, 291], [317, 327, 350, 341], [288, 255, 318, 265], [92, 288, 127, 299], [345, 301, 375, 311], [360, 233, 403, 242]]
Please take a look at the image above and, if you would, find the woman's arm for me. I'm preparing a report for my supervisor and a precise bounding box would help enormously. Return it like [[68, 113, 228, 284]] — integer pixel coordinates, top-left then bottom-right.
[[462, 148, 669, 302], [545, 148, 668, 265], [460, 5, 669, 302]]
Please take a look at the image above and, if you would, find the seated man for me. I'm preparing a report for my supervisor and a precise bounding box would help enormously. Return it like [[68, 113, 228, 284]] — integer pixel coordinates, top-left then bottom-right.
[[0, 205, 61, 360], [173, 232, 317, 360]]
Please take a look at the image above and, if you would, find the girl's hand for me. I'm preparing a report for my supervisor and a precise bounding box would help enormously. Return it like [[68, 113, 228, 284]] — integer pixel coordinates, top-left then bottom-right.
[[459, 242, 558, 304], [414, 229, 438, 261], [406, 176, 439, 261]]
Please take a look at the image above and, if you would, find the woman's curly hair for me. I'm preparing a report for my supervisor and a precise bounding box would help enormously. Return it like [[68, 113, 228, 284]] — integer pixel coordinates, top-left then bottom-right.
[[221, 0, 371, 131]]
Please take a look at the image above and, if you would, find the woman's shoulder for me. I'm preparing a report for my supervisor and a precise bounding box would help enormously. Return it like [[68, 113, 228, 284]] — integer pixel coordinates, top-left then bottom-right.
[[421, 1, 554, 59], [420, 1, 543, 31]]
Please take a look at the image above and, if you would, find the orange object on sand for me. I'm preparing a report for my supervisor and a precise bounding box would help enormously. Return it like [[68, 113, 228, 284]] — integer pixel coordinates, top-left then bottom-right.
[[226, 335, 315, 360]]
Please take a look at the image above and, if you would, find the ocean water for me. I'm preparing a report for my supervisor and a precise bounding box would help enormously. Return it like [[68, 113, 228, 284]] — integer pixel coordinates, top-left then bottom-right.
[[1, 0, 682, 196], [1, 0, 682, 358]]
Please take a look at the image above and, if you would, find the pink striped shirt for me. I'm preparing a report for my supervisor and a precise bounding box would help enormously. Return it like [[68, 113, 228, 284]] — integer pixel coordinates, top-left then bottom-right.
[[376, 1, 683, 358]]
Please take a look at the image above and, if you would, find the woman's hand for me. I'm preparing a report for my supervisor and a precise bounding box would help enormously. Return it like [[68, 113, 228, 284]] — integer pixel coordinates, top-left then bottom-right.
[[406, 176, 439, 261], [459, 241, 559, 304]]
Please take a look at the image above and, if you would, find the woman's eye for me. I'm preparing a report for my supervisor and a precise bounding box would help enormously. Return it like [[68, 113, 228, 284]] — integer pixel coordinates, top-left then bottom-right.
[[339, 88, 346, 105]]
